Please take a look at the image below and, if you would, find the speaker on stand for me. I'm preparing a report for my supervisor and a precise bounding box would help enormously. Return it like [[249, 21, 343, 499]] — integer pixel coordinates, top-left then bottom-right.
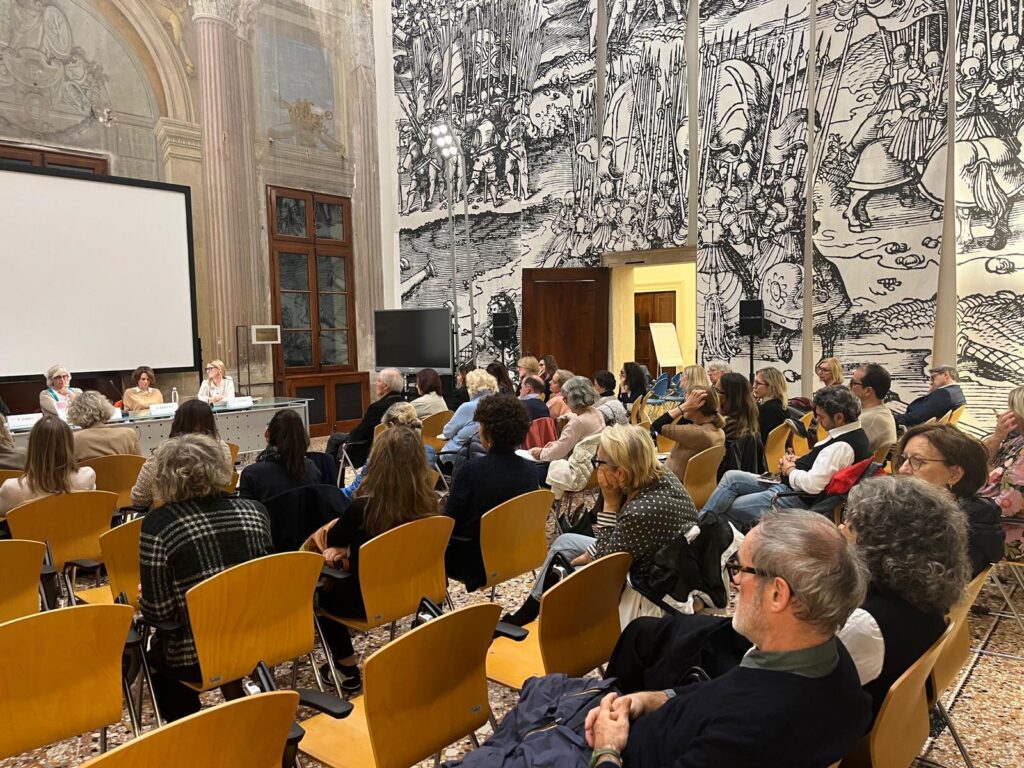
[[739, 300, 766, 384], [492, 312, 513, 368]]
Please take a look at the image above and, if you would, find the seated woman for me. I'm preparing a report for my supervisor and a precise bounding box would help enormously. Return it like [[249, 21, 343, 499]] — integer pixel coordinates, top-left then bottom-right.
[[540, 354, 559, 398], [816, 356, 844, 389], [545, 369, 575, 420], [618, 362, 647, 408], [450, 362, 475, 409], [239, 409, 321, 501], [0, 415, 96, 516], [39, 364, 82, 416], [487, 361, 516, 395], [529, 376, 605, 474], [139, 433, 273, 721], [68, 391, 142, 461], [593, 370, 628, 425], [316, 428, 439, 692], [898, 423, 1005, 576], [445, 393, 538, 590], [980, 385, 1024, 558], [131, 400, 231, 509], [839, 475, 969, 721], [409, 367, 447, 420], [440, 369, 497, 466], [753, 366, 788, 438], [505, 424, 696, 626], [0, 413, 26, 470], [716, 372, 763, 477], [341, 401, 437, 500], [122, 366, 164, 412], [679, 364, 710, 393], [651, 387, 726, 483], [197, 359, 235, 405], [518, 355, 541, 382]]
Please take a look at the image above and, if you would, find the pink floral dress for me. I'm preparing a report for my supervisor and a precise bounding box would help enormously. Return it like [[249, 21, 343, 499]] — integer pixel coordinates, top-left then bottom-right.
[[978, 431, 1024, 561]]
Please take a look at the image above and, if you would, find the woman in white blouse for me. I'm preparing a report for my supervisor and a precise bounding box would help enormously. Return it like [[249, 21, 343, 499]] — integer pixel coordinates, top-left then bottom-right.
[[410, 368, 448, 420], [197, 359, 235, 404]]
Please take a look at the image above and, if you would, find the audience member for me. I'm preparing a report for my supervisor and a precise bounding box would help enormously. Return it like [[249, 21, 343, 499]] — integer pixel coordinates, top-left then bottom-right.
[[580, 510, 870, 768], [528, 376, 605, 467], [816, 356, 844, 388], [716, 372, 763, 476], [651, 386, 726, 483], [445, 394, 538, 590], [0, 415, 96, 516], [517, 355, 541, 381], [325, 368, 406, 467], [700, 386, 870, 530], [39, 364, 82, 416], [451, 361, 475, 408], [507, 424, 694, 626], [122, 366, 164, 412], [239, 409, 320, 501], [441, 369, 497, 463], [487, 361, 515, 395], [540, 354, 559, 397], [982, 385, 1024, 466], [197, 359, 235, 405], [850, 363, 897, 453], [838, 475, 968, 720], [315, 428, 439, 692], [68, 391, 142, 461], [518, 375, 550, 421], [618, 362, 647, 407], [0, 413, 26, 470], [752, 366, 788, 438], [894, 365, 966, 427], [897, 424, 1005, 576], [705, 360, 732, 387], [980, 385, 1024, 556], [139, 433, 272, 721], [409, 368, 447, 419], [593, 370, 628, 425], [679, 364, 710, 393], [131, 400, 231, 509], [545, 369, 574, 420]]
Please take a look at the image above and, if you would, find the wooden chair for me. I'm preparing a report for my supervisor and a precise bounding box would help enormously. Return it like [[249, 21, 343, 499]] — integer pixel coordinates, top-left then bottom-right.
[[6, 490, 117, 601], [422, 410, 454, 454], [226, 441, 240, 465], [683, 445, 726, 509], [629, 393, 648, 425], [0, 604, 134, 759], [0, 539, 46, 622], [479, 490, 554, 601], [0, 468, 21, 484], [80, 691, 300, 768], [792, 411, 815, 458], [487, 552, 632, 691], [655, 415, 681, 454], [763, 423, 789, 471], [76, 518, 144, 609], [300, 603, 501, 768], [873, 442, 895, 469], [317, 516, 454, 644], [839, 621, 956, 768], [223, 470, 239, 494], [936, 410, 952, 424], [947, 405, 966, 426], [80, 454, 147, 510]]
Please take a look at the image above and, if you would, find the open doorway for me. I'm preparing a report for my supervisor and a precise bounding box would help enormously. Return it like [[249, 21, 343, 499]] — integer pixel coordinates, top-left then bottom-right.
[[635, 291, 677, 375]]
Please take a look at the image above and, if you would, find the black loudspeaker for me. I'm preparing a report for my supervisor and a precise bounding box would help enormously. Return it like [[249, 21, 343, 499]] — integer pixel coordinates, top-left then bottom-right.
[[739, 300, 766, 337], [492, 312, 513, 343]]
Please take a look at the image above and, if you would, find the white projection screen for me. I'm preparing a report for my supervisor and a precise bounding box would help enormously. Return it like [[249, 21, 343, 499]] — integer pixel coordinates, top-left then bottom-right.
[[0, 168, 199, 379]]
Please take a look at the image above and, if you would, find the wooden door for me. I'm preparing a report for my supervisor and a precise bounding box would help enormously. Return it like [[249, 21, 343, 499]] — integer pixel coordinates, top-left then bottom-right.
[[635, 291, 676, 376], [522, 268, 610, 378]]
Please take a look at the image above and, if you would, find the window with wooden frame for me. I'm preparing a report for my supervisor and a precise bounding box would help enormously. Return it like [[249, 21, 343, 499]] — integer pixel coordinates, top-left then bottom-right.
[[0, 144, 108, 174], [267, 187, 356, 373]]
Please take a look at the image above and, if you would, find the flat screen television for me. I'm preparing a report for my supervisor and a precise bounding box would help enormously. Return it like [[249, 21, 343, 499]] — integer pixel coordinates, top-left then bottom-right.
[[374, 308, 453, 373]]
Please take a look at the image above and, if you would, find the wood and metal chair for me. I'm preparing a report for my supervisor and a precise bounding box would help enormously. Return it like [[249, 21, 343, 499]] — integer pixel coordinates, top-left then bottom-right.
[[763, 423, 790, 472], [683, 444, 726, 509], [946, 405, 967, 426], [792, 411, 815, 458], [0, 468, 21, 484], [76, 518, 144, 609], [300, 603, 502, 768], [478, 490, 553, 601], [80, 454, 147, 512], [422, 410, 454, 454], [226, 441, 240, 465], [80, 691, 300, 768], [0, 538, 46, 622], [486, 552, 632, 691]]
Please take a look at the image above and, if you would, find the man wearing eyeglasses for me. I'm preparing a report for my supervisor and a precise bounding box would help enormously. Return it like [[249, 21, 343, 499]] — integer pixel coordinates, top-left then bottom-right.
[[698, 386, 872, 530], [893, 365, 966, 427], [849, 363, 897, 453], [583, 509, 872, 768]]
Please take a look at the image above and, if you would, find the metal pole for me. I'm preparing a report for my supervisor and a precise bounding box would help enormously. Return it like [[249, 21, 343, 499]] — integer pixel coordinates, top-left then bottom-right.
[[446, 16, 460, 365], [460, 157, 476, 361]]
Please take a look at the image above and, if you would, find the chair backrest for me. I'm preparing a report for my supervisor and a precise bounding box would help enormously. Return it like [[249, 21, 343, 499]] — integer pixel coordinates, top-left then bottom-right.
[[947, 405, 966, 426], [524, 417, 557, 450], [80, 691, 300, 768], [357, 515, 455, 627], [0, 468, 21, 484], [629, 394, 646, 424], [223, 470, 239, 494], [186, 551, 324, 691], [421, 410, 454, 438], [226, 442, 240, 465], [655, 416, 681, 454], [373, 423, 386, 439], [100, 518, 144, 610], [930, 567, 990, 704], [538, 552, 632, 678], [80, 454, 147, 509], [683, 444, 726, 509], [0, 604, 133, 759], [263, 484, 346, 553], [763, 423, 789, 470], [868, 620, 956, 768], [363, 603, 501, 768], [6, 490, 117, 569], [650, 373, 669, 397], [873, 442, 895, 465], [936, 410, 952, 424], [0, 539, 46, 623], [480, 490, 554, 590]]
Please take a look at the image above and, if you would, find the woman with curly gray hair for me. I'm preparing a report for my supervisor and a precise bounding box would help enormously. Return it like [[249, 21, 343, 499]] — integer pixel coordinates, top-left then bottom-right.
[[67, 390, 142, 461], [838, 474, 969, 722], [529, 375, 605, 465]]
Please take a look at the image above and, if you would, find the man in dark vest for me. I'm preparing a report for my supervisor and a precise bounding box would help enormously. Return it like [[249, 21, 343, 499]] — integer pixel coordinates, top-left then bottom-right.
[[697, 386, 871, 530], [893, 365, 966, 427]]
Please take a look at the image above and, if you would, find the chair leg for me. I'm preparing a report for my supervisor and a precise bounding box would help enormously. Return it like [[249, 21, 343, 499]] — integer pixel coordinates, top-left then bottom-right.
[[469, 732, 482, 748], [937, 701, 975, 768], [290, 658, 299, 689], [313, 614, 344, 694], [309, 652, 325, 693], [989, 570, 1024, 633], [445, 591, 455, 611], [122, 676, 140, 737], [488, 712, 499, 731], [389, 621, 397, 641], [489, 585, 496, 602], [138, 636, 165, 728], [99, 726, 108, 753], [434, 754, 441, 767]]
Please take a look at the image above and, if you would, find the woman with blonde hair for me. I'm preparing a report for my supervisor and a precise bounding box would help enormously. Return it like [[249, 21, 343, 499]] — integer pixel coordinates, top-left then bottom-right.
[[440, 369, 497, 462], [198, 359, 235, 404], [679, 364, 710, 393], [0, 413, 26, 470], [816, 357, 844, 388], [518, 355, 541, 381], [652, 386, 726, 482], [67, 391, 142, 461], [39, 364, 82, 416], [753, 366, 789, 438], [317, 427, 439, 691], [505, 423, 695, 626], [0, 415, 96, 516]]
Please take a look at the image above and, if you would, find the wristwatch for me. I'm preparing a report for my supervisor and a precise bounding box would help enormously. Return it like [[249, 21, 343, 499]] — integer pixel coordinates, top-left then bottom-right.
[[590, 748, 621, 767]]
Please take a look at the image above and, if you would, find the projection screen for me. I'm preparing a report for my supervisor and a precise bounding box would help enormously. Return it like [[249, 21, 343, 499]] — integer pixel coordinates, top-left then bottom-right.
[[0, 167, 199, 379]]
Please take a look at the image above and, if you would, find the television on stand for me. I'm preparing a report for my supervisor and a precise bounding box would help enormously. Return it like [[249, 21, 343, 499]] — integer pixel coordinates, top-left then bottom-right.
[[373, 308, 454, 374]]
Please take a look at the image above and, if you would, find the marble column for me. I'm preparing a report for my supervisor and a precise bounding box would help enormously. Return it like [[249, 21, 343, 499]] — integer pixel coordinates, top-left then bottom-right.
[[191, 0, 263, 370]]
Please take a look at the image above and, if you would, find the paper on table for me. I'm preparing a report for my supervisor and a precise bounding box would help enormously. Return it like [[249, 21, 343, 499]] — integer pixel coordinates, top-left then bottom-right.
[[515, 449, 540, 462]]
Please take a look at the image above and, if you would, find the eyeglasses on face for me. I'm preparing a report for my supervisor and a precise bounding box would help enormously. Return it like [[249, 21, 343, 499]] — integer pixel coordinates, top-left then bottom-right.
[[900, 454, 947, 471], [206, 366, 217, 371], [725, 554, 795, 594], [753, 379, 766, 387], [591, 457, 617, 470]]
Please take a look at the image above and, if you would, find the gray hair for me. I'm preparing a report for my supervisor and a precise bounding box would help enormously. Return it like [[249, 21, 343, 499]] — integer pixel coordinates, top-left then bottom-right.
[[751, 509, 869, 634], [0, 413, 13, 449], [378, 368, 405, 394], [67, 391, 115, 428], [706, 360, 732, 374], [553, 369, 575, 386], [152, 433, 232, 503], [845, 476, 969, 614], [562, 375, 598, 410], [929, 365, 959, 381], [45, 364, 70, 387], [812, 385, 861, 423]]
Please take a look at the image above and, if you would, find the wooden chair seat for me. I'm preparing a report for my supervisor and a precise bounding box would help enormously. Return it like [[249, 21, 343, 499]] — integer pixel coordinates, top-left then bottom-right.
[[301, 697, 377, 768], [486, 618, 543, 691]]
